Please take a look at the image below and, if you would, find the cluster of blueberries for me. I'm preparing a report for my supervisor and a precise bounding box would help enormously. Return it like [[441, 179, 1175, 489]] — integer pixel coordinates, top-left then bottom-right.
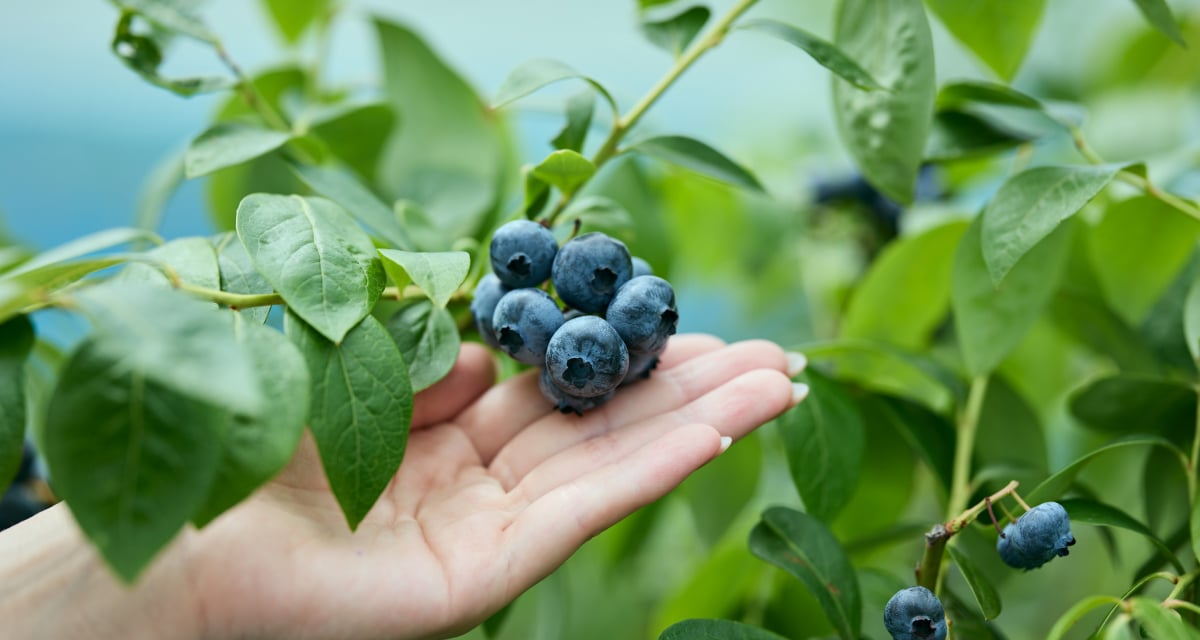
[[884, 501, 1075, 640], [471, 220, 678, 415]]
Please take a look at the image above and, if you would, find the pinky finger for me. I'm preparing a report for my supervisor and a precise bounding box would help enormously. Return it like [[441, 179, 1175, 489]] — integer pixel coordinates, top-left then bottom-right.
[[498, 423, 723, 593]]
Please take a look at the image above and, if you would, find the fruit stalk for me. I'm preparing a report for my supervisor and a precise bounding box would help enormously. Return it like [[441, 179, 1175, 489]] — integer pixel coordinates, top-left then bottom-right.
[[916, 480, 1020, 592]]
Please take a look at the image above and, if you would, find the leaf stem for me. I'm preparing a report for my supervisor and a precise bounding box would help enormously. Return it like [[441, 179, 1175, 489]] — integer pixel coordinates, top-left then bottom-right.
[[213, 40, 292, 133], [947, 376, 990, 518], [1070, 126, 1200, 223], [175, 283, 453, 310], [545, 0, 760, 225]]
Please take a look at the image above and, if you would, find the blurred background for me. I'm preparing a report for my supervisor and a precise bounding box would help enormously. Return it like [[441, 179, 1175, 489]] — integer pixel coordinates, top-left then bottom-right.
[[4, 1, 1200, 638]]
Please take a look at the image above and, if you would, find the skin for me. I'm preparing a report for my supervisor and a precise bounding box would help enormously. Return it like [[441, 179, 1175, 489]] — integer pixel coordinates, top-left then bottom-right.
[[0, 334, 800, 640]]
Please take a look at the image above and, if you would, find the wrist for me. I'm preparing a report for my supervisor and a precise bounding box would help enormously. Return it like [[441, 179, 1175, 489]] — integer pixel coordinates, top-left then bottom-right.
[[0, 503, 205, 640]]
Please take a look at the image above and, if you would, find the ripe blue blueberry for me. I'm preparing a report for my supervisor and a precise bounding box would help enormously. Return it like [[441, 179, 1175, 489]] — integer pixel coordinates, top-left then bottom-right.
[[489, 220, 559, 288], [491, 288, 564, 365], [551, 232, 633, 313], [997, 501, 1075, 570], [605, 275, 678, 354], [884, 586, 947, 640], [631, 256, 654, 278], [545, 316, 629, 399], [470, 274, 509, 349], [539, 367, 614, 416]]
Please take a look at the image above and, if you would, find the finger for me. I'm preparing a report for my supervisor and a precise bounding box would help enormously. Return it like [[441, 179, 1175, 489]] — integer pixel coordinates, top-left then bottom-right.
[[508, 367, 797, 501], [500, 423, 722, 594], [488, 339, 788, 486], [411, 343, 497, 430], [457, 334, 728, 461]]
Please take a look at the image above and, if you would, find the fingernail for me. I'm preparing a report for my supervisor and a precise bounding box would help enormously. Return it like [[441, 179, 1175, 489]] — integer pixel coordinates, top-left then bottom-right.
[[791, 382, 810, 405], [785, 351, 808, 377], [718, 436, 733, 453]]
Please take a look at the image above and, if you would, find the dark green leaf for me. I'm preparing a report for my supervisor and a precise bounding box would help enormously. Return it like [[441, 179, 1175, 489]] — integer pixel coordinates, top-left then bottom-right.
[[1192, 493, 1200, 569], [642, 6, 710, 58], [237, 194, 385, 343], [942, 589, 1007, 639], [953, 216, 1072, 377], [0, 315, 33, 489], [1027, 435, 1186, 504], [1186, 277, 1200, 367], [777, 370, 864, 523], [833, 400, 914, 536], [1130, 0, 1186, 46], [876, 396, 956, 492], [924, 0, 1047, 80], [287, 313, 413, 529], [135, 147, 186, 235], [678, 428, 762, 546], [110, 12, 232, 97], [925, 110, 1037, 162], [1090, 196, 1200, 323], [551, 90, 595, 153], [947, 544, 1002, 620], [261, 0, 330, 43], [650, 533, 766, 631], [492, 58, 618, 116], [213, 232, 272, 324], [1048, 292, 1164, 374], [206, 154, 302, 232], [1069, 374, 1194, 434], [289, 161, 413, 251], [43, 337, 225, 581], [627, 135, 763, 192], [377, 250, 469, 309], [385, 300, 460, 393], [1128, 597, 1200, 639], [937, 80, 1044, 110], [842, 220, 967, 348], [523, 168, 551, 219], [658, 619, 788, 640], [749, 507, 862, 640], [1047, 595, 1124, 640], [307, 103, 396, 182], [742, 19, 881, 90], [833, 0, 935, 203], [975, 375, 1047, 486], [1059, 498, 1185, 573], [982, 165, 1120, 284], [192, 316, 309, 527], [117, 236, 220, 289], [801, 340, 960, 412], [185, 123, 294, 179], [530, 149, 596, 197]]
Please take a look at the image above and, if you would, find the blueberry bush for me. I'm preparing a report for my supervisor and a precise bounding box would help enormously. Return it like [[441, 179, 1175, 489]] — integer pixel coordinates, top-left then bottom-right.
[[3, 0, 1200, 638]]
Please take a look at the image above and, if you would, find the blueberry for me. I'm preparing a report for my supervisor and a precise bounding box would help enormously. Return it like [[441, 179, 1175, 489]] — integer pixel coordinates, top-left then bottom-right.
[[621, 350, 661, 386], [491, 288, 564, 365], [489, 220, 559, 288], [631, 256, 654, 278], [551, 232, 632, 313], [605, 276, 678, 354], [0, 486, 47, 532], [470, 274, 509, 349], [545, 316, 629, 398], [884, 586, 947, 640], [538, 367, 613, 416], [997, 501, 1075, 570]]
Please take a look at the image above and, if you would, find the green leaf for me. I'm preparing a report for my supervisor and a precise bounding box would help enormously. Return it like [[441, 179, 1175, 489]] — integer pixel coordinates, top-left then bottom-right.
[[110, 12, 232, 97], [43, 337, 225, 582], [71, 283, 262, 416], [289, 161, 413, 251], [287, 313, 413, 529], [1186, 277, 1200, 367], [1130, 0, 1186, 46], [833, 0, 935, 204], [842, 220, 967, 348], [982, 165, 1120, 284], [936, 80, 1044, 111], [192, 316, 309, 527], [530, 149, 596, 197], [627, 135, 763, 192], [1059, 498, 1185, 573], [117, 236, 220, 289], [377, 250, 469, 309], [924, 0, 1047, 80], [800, 340, 960, 413], [975, 375, 1048, 486], [551, 90, 595, 153], [112, 0, 217, 43], [213, 232, 272, 324], [1048, 292, 1164, 374], [947, 544, 1002, 620], [777, 370, 864, 523], [237, 194, 385, 343], [641, 6, 710, 58], [741, 19, 881, 90], [925, 110, 1037, 162], [749, 507, 862, 640], [557, 195, 634, 232], [1027, 435, 1186, 504], [1046, 595, 1124, 640], [0, 315, 33, 489], [307, 103, 396, 182], [678, 428, 762, 546], [384, 300, 461, 393], [952, 216, 1072, 377], [658, 619, 788, 640], [1069, 374, 1195, 434], [185, 123, 294, 179], [261, 0, 330, 43], [135, 147, 186, 235], [875, 396, 956, 492], [492, 58, 618, 116], [1090, 196, 1200, 324], [1128, 597, 1200, 640], [206, 154, 302, 232]]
